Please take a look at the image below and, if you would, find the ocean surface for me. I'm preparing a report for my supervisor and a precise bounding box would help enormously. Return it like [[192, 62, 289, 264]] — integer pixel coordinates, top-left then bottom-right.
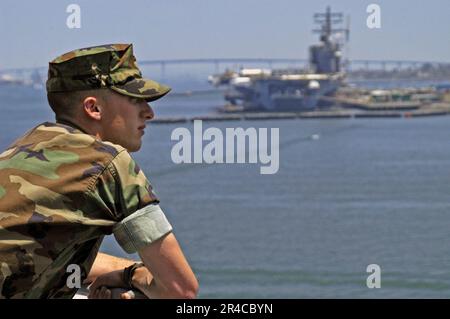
[[1, 79, 450, 298]]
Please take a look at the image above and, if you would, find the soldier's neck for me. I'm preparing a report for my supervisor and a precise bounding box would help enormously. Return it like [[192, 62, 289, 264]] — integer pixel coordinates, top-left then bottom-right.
[[56, 118, 102, 141]]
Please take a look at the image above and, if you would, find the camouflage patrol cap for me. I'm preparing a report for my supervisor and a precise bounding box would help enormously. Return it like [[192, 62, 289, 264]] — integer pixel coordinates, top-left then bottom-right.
[[46, 44, 171, 102]]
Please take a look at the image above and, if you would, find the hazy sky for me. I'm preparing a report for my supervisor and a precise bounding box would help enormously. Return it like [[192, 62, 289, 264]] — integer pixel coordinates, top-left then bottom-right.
[[0, 0, 449, 69]]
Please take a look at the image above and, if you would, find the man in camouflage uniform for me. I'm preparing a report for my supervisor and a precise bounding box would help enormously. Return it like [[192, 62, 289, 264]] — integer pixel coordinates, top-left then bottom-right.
[[0, 44, 198, 299]]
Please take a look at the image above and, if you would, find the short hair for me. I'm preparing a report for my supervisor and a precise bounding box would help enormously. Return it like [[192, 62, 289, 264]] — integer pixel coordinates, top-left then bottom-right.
[[47, 89, 110, 120]]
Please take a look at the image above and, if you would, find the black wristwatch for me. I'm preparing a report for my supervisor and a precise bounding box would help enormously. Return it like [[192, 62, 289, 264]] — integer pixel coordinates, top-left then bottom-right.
[[122, 262, 145, 290]]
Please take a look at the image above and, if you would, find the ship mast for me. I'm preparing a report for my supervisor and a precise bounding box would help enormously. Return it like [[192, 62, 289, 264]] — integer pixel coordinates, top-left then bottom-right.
[[312, 6, 347, 43], [310, 6, 350, 73]]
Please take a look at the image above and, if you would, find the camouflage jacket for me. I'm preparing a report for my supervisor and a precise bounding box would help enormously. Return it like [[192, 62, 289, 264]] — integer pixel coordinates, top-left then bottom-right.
[[0, 122, 172, 298]]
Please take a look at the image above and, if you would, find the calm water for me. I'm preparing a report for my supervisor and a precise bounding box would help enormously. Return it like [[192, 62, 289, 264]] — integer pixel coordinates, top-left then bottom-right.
[[1, 83, 450, 298]]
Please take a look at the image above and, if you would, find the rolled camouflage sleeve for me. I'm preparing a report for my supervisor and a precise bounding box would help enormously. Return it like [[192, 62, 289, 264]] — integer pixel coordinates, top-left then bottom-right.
[[88, 150, 172, 253], [113, 204, 172, 253]]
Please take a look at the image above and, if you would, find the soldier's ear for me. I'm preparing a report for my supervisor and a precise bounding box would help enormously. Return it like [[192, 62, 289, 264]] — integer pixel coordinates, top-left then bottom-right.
[[83, 96, 102, 121]]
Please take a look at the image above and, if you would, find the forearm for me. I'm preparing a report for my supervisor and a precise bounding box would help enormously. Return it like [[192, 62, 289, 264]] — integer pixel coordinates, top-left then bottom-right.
[[135, 233, 199, 299], [131, 267, 177, 299], [135, 281, 172, 299], [85, 252, 137, 284]]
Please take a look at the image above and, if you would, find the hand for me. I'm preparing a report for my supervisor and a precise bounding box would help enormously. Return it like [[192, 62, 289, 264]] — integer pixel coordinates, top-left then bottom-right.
[[129, 266, 155, 299], [88, 269, 134, 299], [87, 269, 147, 299], [88, 286, 112, 299], [88, 286, 138, 299]]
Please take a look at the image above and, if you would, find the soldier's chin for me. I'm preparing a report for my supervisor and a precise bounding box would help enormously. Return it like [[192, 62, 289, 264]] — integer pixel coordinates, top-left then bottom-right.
[[126, 140, 142, 153]]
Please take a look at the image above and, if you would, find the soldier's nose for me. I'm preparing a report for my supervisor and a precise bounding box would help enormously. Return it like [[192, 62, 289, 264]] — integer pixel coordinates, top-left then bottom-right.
[[142, 103, 155, 121]]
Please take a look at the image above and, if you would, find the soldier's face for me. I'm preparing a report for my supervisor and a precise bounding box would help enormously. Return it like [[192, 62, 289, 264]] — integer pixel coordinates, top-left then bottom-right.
[[101, 92, 154, 152]]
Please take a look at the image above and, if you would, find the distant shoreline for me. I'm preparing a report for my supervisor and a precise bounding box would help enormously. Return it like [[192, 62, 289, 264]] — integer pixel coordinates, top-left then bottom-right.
[[150, 107, 450, 124]]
